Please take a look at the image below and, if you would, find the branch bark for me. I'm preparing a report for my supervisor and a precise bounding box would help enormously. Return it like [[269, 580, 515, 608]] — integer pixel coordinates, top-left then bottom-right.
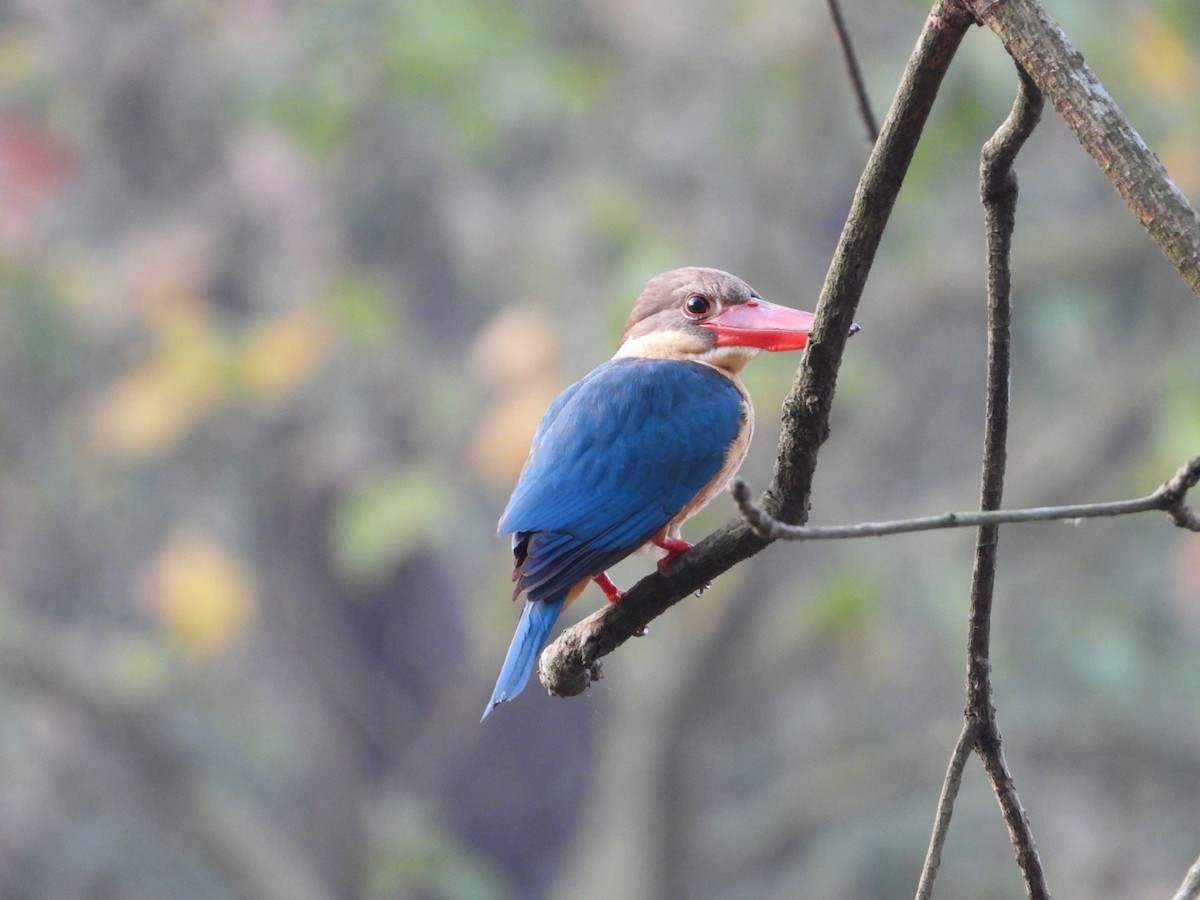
[[1175, 855, 1200, 900], [916, 723, 977, 899], [537, 0, 977, 698], [962, 0, 1200, 298], [915, 61, 1051, 900]]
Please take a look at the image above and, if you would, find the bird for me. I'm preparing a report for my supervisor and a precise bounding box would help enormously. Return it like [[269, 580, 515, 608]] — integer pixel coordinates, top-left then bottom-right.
[[482, 267, 822, 719]]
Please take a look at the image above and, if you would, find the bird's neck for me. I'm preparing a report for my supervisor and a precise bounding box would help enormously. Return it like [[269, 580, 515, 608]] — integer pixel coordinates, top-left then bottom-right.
[[612, 336, 760, 378]]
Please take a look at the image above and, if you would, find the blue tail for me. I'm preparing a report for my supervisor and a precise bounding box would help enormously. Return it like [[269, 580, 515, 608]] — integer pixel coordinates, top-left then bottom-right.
[[482, 596, 566, 720]]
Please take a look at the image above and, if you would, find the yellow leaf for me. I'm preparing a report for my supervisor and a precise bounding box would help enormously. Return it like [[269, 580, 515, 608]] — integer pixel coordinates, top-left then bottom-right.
[[89, 298, 234, 460], [90, 362, 200, 459], [149, 531, 256, 658], [239, 310, 329, 401], [157, 302, 234, 400]]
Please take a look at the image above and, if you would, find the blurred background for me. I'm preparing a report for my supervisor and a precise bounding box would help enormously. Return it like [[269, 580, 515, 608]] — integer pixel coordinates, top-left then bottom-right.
[[0, 0, 1197, 897]]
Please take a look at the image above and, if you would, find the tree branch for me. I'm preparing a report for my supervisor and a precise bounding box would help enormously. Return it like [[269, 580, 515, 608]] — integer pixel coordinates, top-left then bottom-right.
[[730, 455, 1200, 541], [825, 0, 879, 144], [915, 723, 978, 900], [962, 0, 1200, 298], [768, 0, 974, 525], [967, 63, 1049, 900], [537, 0, 977, 698]]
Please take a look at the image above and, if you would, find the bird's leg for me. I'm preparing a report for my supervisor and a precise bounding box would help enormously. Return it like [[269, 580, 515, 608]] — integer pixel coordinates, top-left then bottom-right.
[[593, 572, 624, 603], [652, 535, 693, 571], [592, 572, 647, 637], [652, 536, 711, 597]]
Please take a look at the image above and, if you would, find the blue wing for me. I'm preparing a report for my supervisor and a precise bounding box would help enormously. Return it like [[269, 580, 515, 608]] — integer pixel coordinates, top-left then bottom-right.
[[499, 358, 745, 604]]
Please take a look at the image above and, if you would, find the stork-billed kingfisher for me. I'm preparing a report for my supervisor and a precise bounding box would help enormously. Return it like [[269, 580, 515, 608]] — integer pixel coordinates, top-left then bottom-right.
[[483, 267, 819, 719]]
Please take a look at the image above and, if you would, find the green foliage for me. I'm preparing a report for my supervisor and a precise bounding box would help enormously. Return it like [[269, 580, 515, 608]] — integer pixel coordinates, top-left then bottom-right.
[[330, 465, 449, 587]]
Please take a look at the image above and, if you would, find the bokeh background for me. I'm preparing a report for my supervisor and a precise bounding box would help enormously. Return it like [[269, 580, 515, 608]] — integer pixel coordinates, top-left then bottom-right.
[[0, 0, 1197, 897]]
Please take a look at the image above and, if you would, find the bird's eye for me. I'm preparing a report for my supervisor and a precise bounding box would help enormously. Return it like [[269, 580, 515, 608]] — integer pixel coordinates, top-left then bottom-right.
[[684, 294, 711, 317]]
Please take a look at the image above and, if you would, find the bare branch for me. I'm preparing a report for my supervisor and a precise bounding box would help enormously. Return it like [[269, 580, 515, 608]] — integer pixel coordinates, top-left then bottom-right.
[[962, 0, 1200, 297], [734, 481, 1159, 539], [968, 62, 1048, 900], [825, 0, 878, 144], [915, 723, 978, 900], [732, 455, 1200, 541]]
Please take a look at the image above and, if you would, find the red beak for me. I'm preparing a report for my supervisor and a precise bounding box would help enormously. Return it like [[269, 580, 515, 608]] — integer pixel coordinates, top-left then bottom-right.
[[699, 299, 816, 351]]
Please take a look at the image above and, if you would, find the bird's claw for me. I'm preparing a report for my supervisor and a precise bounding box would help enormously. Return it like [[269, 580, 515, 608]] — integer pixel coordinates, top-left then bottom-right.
[[592, 573, 647, 635]]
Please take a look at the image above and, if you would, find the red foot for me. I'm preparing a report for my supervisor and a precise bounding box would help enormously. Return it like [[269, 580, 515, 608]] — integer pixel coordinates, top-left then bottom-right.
[[653, 535, 712, 595], [653, 536, 693, 572], [593, 571, 624, 604], [592, 572, 647, 637]]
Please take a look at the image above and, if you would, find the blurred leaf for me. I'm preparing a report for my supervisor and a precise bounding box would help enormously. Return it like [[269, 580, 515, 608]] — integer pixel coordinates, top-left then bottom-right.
[[149, 530, 257, 658], [330, 465, 447, 586], [238, 309, 329, 402], [365, 798, 515, 900], [801, 570, 880, 637], [465, 305, 564, 487], [467, 379, 559, 488], [89, 304, 229, 460], [91, 295, 329, 457], [0, 121, 73, 248], [90, 362, 207, 460], [467, 305, 559, 388], [7, 275, 79, 389], [329, 276, 397, 344]]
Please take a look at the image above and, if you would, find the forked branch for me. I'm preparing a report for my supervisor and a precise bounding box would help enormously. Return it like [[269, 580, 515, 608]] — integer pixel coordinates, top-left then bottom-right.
[[958, 62, 1047, 900]]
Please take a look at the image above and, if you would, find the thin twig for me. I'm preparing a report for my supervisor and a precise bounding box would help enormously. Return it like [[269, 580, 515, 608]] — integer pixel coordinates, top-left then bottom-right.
[[825, 0, 879, 144], [915, 723, 978, 900], [968, 63, 1048, 900], [732, 455, 1200, 541]]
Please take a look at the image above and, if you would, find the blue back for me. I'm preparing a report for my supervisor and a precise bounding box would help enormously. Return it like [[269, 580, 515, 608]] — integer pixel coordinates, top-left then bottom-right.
[[500, 358, 745, 604]]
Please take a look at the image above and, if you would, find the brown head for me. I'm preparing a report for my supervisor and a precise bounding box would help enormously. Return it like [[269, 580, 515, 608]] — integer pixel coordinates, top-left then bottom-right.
[[614, 267, 817, 374]]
